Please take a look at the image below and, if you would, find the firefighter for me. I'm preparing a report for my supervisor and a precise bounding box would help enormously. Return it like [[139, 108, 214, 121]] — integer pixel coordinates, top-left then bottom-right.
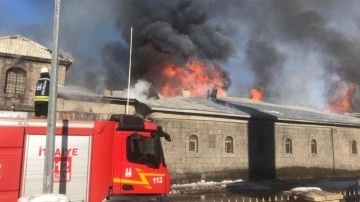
[[34, 67, 50, 118]]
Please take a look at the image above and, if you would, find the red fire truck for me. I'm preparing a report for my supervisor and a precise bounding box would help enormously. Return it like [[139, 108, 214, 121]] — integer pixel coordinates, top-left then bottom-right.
[[0, 114, 171, 202]]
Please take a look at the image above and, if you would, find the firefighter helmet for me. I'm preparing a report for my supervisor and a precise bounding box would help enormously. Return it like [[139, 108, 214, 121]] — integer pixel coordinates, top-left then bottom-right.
[[41, 67, 49, 73]]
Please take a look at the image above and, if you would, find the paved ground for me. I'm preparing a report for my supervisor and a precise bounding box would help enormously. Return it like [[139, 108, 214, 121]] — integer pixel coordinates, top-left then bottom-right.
[[169, 178, 357, 196]]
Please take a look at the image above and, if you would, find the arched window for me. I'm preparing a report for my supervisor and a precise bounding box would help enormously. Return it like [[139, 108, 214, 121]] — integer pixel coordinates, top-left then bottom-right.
[[225, 136, 233, 153], [189, 135, 198, 153], [285, 138, 292, 154], [311, 139, 317, 154], [5, 67, 26, 94], [352, 140, 357, 154]]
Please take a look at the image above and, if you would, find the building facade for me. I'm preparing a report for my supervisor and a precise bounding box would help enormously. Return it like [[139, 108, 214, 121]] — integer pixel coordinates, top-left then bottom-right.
[[140, 96, 360, 184], [0, 35, 71, 112]]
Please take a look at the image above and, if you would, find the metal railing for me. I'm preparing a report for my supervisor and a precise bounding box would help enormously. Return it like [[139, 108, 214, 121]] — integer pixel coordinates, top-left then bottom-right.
[[169, 190, 359, 202]]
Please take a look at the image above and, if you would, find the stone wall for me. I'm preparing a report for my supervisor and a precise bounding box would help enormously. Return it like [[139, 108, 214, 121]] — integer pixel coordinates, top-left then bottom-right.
[[275, 123, 335, 179], [145, 112, 360, 183], [0, 56, 67, 111], [57, 98, 133, 116], [332, 127, 360, 177], [275, 124, 360, 179], [148, 112, 249, 184]]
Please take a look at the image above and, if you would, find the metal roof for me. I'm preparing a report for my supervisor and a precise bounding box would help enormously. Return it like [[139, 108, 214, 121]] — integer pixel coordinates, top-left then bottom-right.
[[143, 96, 360, 126], [144, 96, 249, 118], [0, 35, 72, 65]]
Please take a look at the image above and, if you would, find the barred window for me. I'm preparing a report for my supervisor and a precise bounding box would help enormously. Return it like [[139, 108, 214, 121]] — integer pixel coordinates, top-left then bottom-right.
[[311, 139, 317, 154], [285, 138, 292, 154], [189, 135, 198, 153], [352, 140, 357, 154], [5, 68, 26, 94], [225, 136, 233, 153]]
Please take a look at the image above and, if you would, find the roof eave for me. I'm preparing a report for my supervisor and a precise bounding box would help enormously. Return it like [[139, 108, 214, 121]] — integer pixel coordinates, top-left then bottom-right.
[[0, 52, 72, 67], [149, 106, 251, 118], [148, 106, 360, 127]]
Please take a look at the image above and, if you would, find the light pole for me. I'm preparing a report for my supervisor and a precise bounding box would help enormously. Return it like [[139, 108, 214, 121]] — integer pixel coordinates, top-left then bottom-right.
[[126, 26, 133, 114], [43, 0, 61, 193]]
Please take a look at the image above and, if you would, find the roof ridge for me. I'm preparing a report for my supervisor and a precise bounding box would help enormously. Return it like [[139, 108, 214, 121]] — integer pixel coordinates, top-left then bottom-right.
[[0, 34, 50, 51], [222, 96, 324, 114], [0, 34, 73, 65]]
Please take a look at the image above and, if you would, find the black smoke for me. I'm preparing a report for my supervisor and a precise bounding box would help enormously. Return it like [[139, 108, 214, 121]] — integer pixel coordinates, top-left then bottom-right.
[[102, 0, 235, 94], [230, 0, 360, 111]]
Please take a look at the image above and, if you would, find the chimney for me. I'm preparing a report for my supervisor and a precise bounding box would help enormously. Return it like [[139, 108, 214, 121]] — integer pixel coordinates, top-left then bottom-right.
[[104, 89, 111, 96], [208, 88, 217, 101], [181, 89, 191, 97]]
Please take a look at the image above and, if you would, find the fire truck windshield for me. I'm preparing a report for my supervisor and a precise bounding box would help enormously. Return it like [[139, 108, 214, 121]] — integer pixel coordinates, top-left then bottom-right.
[[126, 133, 162, 168]]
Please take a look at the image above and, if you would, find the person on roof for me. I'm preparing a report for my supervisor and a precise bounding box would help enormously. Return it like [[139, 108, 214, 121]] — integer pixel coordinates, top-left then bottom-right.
[[34, 67, 50, 118]]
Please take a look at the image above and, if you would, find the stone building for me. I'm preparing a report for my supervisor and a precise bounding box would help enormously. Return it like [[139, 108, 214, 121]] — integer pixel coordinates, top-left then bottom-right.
[[0, 35, 72, 112], [1, 35, 360, 184], [0, 35, 136, 118], [138, 95, 360, 184]]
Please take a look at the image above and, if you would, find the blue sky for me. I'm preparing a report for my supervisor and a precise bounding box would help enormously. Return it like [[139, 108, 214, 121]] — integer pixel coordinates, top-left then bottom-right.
[[0, 1, 52, 37]]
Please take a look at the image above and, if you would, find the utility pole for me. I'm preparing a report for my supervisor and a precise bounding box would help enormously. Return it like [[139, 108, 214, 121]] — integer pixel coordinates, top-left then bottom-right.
[[43, 0, 61, 193]]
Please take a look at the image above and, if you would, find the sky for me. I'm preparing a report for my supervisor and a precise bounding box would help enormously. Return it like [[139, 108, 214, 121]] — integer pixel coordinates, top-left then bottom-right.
[[1, 0, 360, 112]]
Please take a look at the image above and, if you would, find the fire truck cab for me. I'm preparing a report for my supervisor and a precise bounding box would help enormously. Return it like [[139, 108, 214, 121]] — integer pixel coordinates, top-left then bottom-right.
[[0, 114, 171, 202], [106, 115, 171, 201]]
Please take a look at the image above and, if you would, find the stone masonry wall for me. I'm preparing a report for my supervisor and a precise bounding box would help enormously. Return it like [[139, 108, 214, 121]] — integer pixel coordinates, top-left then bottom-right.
[[148, 113, 360, 182], [148, 112, 249, 184], [0, 56, 67, 111], [332, 127, 360, 177], [275, 123, 335, 179], [275, 124, 360, 179]]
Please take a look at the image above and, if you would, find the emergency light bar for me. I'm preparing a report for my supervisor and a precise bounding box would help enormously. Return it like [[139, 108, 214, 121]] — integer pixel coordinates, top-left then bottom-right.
[[110, 114, 145, 130]]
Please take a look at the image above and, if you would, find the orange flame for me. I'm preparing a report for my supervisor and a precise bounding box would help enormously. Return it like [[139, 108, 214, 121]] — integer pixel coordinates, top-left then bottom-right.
[[160, 59, 228, 97], [325, 82, 357, 114], [249, 87, 263, 101]]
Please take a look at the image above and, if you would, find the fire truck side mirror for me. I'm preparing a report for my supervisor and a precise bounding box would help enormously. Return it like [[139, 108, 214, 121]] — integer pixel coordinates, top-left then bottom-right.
[[156, 126, 171, 142], [130, 132, 142, 140]]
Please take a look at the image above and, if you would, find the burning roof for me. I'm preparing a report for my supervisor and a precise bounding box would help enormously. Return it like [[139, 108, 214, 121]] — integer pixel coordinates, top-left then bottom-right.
[[249, 88, 263, 101], [160, 59, 229, 97], [325, 82, 357, 114], [101, 0, 233, 97]]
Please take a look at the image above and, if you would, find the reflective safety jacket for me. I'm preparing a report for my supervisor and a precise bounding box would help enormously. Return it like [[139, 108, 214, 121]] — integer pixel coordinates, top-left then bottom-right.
[[35, 77, 50, 103]]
